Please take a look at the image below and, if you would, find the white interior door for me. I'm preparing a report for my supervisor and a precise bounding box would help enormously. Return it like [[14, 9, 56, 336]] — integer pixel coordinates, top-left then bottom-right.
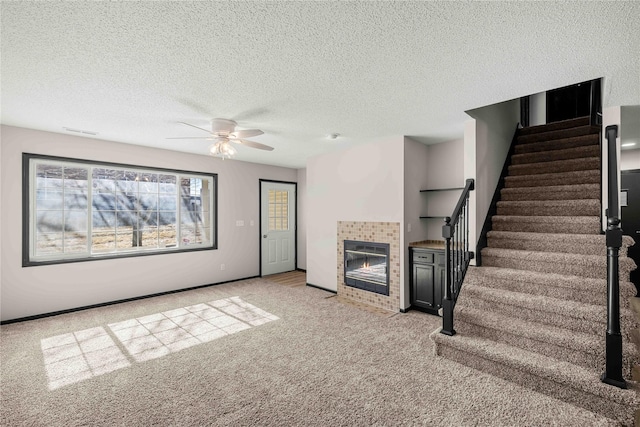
[[261, 181, 296, 276]]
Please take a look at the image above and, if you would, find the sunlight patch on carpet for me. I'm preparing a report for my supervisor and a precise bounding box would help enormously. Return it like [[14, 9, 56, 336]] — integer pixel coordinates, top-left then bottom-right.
[[41, 297, 278, 390]]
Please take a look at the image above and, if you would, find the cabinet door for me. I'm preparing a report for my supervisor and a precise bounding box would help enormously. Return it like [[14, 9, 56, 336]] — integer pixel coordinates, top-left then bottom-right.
[[413, 263, 435, 309]]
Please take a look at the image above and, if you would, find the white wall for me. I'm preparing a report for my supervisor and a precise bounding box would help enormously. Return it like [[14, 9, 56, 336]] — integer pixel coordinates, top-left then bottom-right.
[[424, 138, 465, 241], [465, 99, 520, 260], [0, 125, 297, 321], [306, 137, 405, 293], [403, 137, 430, 308], [621, 105, 640, 171], [621, 150, 640, 171], [296, 168, 307, 270]]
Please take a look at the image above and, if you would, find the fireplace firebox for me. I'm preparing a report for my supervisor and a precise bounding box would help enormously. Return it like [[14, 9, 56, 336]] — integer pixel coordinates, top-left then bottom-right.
[[344, 240, 390, 295]]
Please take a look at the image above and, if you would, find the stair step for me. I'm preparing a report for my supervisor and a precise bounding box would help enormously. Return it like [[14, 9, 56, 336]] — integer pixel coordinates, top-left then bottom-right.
[[517, 117, 590, 136], [430, 331, 639, 425], [486, 231, 634, 256], [459, 283, 606, 336], [516, 125, 599, 145], [455, 305, 611, 373], [462, 266, 637, 309], [496, 199, 600, 216], [508, 157, 600, 176], [480, 247, 637, 280], [500, 184, 600, 201], [511, 144, 600, 165], [491, 215, 601, 234], [458, 282, 638, 343], [504, 169, 600, 188], [514, 133, 600, 155]]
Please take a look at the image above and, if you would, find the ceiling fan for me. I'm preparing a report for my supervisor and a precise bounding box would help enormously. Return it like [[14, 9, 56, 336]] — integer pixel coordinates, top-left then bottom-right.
[[168, 118, 274, 159]]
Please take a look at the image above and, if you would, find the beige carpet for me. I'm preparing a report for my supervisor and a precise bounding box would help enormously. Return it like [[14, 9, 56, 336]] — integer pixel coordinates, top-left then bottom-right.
[[0, 276, 621, 426]]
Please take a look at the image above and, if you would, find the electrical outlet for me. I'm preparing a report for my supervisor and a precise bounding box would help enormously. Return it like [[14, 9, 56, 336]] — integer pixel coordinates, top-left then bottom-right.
[[236, 220, 244, 227], [407, 223, 412, 232], [220, 264, 225, 271], [250, 220, 254, 226]]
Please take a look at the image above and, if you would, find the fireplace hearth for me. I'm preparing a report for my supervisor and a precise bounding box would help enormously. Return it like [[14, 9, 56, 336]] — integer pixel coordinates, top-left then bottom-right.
[[344, 240, 390, 296]]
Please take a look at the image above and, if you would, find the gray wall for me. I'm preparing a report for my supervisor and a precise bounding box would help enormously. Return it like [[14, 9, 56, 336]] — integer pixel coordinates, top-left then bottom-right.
[[465, 99, 521, 260], [1, 125, 298, 321]]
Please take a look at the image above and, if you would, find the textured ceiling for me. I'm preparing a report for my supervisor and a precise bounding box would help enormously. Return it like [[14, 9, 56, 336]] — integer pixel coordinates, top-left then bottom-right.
[[1, 1, 639, 168]]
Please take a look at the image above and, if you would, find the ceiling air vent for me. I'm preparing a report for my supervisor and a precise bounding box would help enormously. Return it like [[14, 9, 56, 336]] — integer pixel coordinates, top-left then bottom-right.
[[63, 127, 98, 136]]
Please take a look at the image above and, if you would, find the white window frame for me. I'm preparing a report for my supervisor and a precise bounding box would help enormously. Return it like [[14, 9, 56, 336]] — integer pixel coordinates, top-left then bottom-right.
[[23, 153, 217, 266]]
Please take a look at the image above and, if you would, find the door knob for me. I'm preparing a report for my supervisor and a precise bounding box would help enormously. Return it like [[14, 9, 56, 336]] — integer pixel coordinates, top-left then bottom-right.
[[263, 234, 267, 238]]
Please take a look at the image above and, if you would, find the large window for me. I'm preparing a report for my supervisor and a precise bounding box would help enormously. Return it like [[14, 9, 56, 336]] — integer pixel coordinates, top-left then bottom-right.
[[23, 154, 217, 266]]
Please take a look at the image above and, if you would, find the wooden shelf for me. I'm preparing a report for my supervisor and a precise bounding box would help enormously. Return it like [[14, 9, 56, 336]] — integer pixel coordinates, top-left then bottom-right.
[[420, 187, 464, 192], [420, 216, 447, 219]]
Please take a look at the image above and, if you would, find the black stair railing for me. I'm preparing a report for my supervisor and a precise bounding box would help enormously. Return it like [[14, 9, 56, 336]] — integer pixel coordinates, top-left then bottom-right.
[[601, 125, 626, 389], [441, 178, 475, 336]]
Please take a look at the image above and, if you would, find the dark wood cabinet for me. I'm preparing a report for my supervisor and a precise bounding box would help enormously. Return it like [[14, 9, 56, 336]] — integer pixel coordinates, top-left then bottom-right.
[[410, 247, 445, 315]]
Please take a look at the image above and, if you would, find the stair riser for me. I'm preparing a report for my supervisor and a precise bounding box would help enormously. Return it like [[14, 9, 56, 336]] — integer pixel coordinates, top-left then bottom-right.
[[504, 172, 600, 188], [514, 134, 599, 155], [463, 274, 635, 310], [486, 238, 608, 256], [496, 204, 600, 217], [458, 297, 603, 337], [435, 344, 634, 426], [491, 221, 600, 235], [464, 274, 603, 306], [455, 318, 609, 374], [508, 158, 600, 176], [500, 190, 599, 201], [511, 146, 600, 165], [517, 117, 590, 136], [481, 256, 635, 280], [516, 126, 598, 145]]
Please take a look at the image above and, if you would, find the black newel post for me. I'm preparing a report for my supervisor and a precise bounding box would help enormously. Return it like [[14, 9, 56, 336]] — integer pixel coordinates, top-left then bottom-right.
[[441, 216, 455, 336], [601, 124, 626, 389]]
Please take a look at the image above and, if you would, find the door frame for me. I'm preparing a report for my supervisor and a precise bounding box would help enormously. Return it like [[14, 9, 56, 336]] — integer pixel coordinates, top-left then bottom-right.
[[259, 179, 297, 276]]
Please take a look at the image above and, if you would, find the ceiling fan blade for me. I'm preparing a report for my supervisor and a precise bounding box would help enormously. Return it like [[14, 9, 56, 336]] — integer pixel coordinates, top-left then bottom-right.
[[231, 129, 264, 138], [178, 121, 214, 135], [232, 138, 274, 151]]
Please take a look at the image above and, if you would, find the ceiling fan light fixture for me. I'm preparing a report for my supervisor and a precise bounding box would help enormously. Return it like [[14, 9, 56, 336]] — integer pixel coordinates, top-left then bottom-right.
[[209, 139, 237, 160]]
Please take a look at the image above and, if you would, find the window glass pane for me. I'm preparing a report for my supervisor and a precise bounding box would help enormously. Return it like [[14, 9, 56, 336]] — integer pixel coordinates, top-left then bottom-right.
[[64, 232, 88, 253], [92, 168, 118, 193], [63, 168, 88, 190], [159, 195, 176, 211], [36, 164, 63, 189], [36, 233, 63, 254], [138, 173, 158, 193], [64, 192, 88, 210], [159, 175, 176, 194], [37, 189, 63, 210], [36, 211, 63, 231], [65, 210, 88, 231], [159, 222, 177, 248], [141, 228, 158, 248], [92, 229, 116, 253]]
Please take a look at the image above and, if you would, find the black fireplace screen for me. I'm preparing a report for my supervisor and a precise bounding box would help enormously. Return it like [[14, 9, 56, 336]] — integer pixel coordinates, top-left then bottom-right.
[[344, 240, 390, 296]]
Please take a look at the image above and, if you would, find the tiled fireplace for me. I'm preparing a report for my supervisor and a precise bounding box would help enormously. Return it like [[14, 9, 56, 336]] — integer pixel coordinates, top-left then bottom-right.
[[337, 221, 400, 312]]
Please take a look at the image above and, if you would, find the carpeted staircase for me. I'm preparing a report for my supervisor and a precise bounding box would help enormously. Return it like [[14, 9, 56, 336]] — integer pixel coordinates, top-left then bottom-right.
[[431, 117, 640, 425]]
